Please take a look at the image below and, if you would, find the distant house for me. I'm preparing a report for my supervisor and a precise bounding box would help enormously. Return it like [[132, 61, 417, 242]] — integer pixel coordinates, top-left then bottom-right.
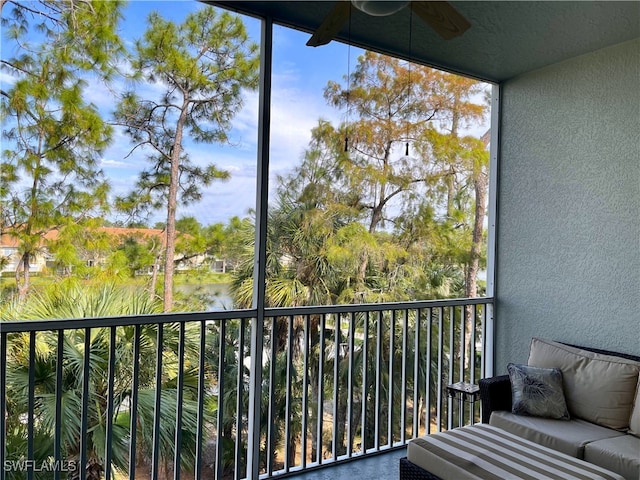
[[93, 227, 166, 274], [0, 227, 226, 275], [0, 232, 57, 275], [211, 259, 226, 273]]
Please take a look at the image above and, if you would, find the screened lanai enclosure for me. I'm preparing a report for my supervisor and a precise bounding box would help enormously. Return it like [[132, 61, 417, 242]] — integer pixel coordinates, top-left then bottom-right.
[[1, 1, 638, 479]]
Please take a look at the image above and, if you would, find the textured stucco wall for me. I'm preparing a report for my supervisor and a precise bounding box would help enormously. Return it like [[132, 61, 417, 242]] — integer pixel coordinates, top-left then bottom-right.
[[495, 38, 640, 371]]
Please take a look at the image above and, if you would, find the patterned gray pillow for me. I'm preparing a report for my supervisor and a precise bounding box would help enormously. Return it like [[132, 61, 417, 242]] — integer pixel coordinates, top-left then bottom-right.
[[507, 363, 570, 420]]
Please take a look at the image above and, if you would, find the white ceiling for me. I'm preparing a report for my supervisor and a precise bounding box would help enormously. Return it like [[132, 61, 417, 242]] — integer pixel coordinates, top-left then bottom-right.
[[211, 1, 640, 82]]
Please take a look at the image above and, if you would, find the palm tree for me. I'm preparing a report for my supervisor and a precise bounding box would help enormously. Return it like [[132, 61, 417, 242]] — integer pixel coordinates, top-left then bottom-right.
[[230, 189, 346, 466], [2, 284, 205, 480]]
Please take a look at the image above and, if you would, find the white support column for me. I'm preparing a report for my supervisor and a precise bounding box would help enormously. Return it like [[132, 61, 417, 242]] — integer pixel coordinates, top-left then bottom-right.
[[247, 15, 273, 479], [485, 83, 501, 378]]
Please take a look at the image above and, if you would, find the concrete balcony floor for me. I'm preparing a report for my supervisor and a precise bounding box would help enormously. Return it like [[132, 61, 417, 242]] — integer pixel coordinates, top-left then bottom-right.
[[288, 448, 406, 480]]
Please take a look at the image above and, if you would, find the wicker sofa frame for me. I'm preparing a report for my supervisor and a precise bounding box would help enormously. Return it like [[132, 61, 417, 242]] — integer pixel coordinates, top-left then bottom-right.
[[398, 342, 640, 480]]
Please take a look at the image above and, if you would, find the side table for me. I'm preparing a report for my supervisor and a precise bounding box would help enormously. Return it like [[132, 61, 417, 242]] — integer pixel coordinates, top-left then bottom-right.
[[446, 381, 480, 427]]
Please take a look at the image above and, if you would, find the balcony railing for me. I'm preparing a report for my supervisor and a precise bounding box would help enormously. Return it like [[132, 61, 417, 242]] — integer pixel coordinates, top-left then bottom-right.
[[0, 297, 493, 480]]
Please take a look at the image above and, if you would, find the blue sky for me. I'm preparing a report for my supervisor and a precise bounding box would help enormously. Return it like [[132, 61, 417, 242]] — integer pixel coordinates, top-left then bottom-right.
[[2, 1, 489, 228], [94, 1, 359, 228]]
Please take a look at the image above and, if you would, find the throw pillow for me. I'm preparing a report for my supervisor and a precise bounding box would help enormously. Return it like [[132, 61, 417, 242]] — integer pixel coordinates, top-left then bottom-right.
[[629, 376, 640, 438], [507, 363, 570, 420]]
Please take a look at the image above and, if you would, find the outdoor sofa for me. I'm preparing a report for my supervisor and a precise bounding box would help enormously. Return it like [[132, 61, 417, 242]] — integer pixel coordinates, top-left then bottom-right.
[[399, 338, 640, 480]]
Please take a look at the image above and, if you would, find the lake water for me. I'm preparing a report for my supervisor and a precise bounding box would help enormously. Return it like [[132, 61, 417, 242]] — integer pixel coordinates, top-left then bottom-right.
[[174, 283, 234, 311]]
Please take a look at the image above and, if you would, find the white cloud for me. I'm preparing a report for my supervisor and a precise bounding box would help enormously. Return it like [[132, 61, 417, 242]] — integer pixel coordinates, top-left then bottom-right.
[[267, 73, 342, 171], [0, 71, 17, 88], [100, 159, 129, 168], [11, 1, 491, 228], [178, 176, 258, 225]]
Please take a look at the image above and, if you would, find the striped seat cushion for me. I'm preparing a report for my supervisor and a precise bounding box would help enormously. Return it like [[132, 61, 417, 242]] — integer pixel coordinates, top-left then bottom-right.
[[407, 424, 624, 480]]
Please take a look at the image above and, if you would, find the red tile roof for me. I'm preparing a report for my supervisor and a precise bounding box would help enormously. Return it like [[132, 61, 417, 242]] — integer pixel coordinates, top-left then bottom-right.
[[1, 227, 167, 247]]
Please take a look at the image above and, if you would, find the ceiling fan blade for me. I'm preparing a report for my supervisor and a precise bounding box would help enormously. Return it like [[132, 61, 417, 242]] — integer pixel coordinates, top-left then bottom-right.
[[412, 1, 471, 40], [306, 1, 350, 47]]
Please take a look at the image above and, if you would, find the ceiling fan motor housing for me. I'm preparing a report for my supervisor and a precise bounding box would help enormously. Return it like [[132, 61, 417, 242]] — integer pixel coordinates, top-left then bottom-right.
[[351, 1, 410, 17]]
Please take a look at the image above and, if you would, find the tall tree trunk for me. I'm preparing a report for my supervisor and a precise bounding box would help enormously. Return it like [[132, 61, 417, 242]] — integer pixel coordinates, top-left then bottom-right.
[[350, 396, 362, 450], [446, 167, 456, 218], [447, 93, 461, 218], [463, 131, 489, 377], [308, 315, 320, 462], [464, 129, 490, 300], [335, 352, 349, 456], [163, 102, 189, 311], [16, 252, 30, 301], [163, 175, 178, 311], [68, 456, 103, 480], [149, 236, 161, 299], [464, 174, 487, 300], [463, 172, 487, 374], [150, 253, 160, 299]]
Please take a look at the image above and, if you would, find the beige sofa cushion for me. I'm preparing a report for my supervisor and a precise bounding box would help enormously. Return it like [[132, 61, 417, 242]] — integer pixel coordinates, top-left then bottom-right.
[[528, 338, 640, 430], [584, 435, 640, 480], [630, 379, 640, 438], [407, 424, 625, 480], [489, 410, 624, 459]]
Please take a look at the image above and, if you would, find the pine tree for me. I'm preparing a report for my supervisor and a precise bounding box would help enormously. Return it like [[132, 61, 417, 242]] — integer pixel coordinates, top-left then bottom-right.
[[1, 0, 125, 299], [115, 6, 259, 311]]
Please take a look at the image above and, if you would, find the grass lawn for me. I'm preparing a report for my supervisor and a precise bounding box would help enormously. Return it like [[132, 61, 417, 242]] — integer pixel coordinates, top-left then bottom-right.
[[0, 270, 231, 295]]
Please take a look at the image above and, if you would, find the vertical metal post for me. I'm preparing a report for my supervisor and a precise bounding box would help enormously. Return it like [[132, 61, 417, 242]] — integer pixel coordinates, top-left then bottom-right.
[[413, 309, 420, 438], [284, 315, 294, 471], [470, 305, 478, 423], [459, 306, 466, 383], [332, 314, 340, 460], [400, 309, 408, 443], [301, 315, 310, 468], [485, 302, 495, 378], [470, 305, 477, 383], [387, 310, 395, 446], [266, 317, 277, 475], [54, 331, 64, 480], [215, 320, 226, 480], [0, 332, 7, 480], [27, 331, 35, 480], [151, 324, 164, 480], [485, 83, 501, 378], [361, 312, 369, 452], [447, 307, 455, 430], [480, 304, 487, 380], [374, 311, 382, 448], [436, 308, 443, 432], [346, 311, 355, 456], [316, 314, 326, 464], [80, 328, 91, 480], [194, 321, 206, 480], [425, 308, 432, 435], [174, 322, 185, 480], [129, 324, 141, 480], [105, 327, 116, 480], [235, 318, 246, 480], [247, 13, 273, 479]]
